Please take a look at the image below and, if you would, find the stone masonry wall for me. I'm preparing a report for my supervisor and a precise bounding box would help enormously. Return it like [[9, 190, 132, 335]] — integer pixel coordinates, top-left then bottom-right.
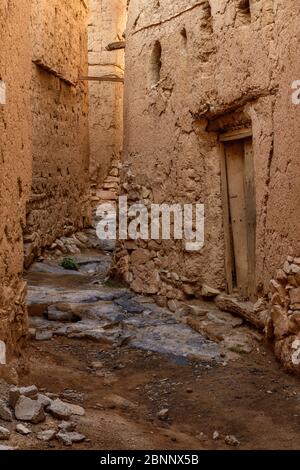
[[88, 0, 127, 187], [113, 0, 300, 326], [24, 0, 90, 267], [0, 0, 32, 365]]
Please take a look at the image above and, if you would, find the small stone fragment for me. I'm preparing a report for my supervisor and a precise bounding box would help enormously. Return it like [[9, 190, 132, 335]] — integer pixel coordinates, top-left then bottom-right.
[[16, 424, 31, 436], [283, 261, 291, 274], [37, 394, 52, 408], [225, 435, 240, 447], [105, 394, 137, 410], [90, 361, 103, 370], [45, 392, 59, 400], [9, 385, 38, 407], [65, 403, 85, 417], [157, 408, 169, 421], [35, 330, 53, 341], [213, 431, 220, 440], [0, 400, 13, 422], [167, 299, 179, 312], [200, 284, 221, 298], [47, 399, 72, 420], [58, 421, 76, 432], [290, 287, 300, 305], [0, 426, 10, 440], [28, 328, 36, 339], [56, 431, 85, 446], [37, 430, 56, 442], [291, 264, 300, 274]]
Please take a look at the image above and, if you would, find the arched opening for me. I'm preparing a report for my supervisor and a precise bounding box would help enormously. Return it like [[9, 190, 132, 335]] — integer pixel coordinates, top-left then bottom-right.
[[180, 27, 188, 47], [236, 0, 251, 24], [202, 1, 212, 31], [149, 40, 162, 86]]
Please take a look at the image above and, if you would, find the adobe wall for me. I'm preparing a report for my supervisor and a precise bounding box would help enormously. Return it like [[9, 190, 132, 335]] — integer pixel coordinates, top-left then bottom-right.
[[0, 0, 32, 364], [113, 0, 300, 360], [88, 0, 127, 186], [24, 0, 90, 267]]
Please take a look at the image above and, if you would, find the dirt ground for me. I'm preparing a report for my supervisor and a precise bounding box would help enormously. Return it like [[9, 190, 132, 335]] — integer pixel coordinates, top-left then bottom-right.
[[11, 334, 300, 450], [3, 236, 299, 451]]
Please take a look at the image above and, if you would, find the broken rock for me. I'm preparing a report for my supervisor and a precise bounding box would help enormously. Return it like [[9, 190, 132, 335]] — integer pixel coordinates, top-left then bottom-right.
[[200, 284, 220, 298], [65, 403, 85, 417], [225, 435, 240, 447], [180, 304, 208, 318], [0, 426, 10, 440], [14, 396, 45, 424], [9, 385, 38, 407], [37, 430, 56, 442], [47, 399, 72, 420], [222, 332, 254, 354], [58, 421, 76, 432], [16, 424, 31, 436], [105, 394, 137, 411], [37, 394, 52, 408], [35, 330, 53, 341], [290, 287, 300, 305], [0, 400, 13, 422], [56, 431, 85, 446], [157, 409, 169, 421]]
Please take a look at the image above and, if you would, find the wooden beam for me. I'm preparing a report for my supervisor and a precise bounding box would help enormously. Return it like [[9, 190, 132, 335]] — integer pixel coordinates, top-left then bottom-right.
[[106, 41, 126, 51], [79, 75, 124, 83], [80, 0, 89, 10], [219, 127, 252, 142], [215, 295, 265, 330], [33, 59, 76, 87]]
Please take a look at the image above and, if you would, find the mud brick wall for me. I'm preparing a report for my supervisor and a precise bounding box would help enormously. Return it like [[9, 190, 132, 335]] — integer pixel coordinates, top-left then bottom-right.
[[88, 0, 127, 186], [113, 0, 300, 306], [24, 0, 90, 267], [0, 0, 32, 363]]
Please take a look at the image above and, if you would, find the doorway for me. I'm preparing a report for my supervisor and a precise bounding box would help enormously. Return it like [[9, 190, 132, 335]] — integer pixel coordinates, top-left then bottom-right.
[[220, 129, 256, 299]]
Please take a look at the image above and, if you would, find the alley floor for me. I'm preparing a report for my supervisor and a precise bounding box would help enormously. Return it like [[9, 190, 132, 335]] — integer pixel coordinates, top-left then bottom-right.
[[1, 235, 300, 450]]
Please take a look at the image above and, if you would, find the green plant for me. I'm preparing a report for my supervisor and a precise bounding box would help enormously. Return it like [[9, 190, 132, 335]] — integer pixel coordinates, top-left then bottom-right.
[[60, 257, 79, 271]]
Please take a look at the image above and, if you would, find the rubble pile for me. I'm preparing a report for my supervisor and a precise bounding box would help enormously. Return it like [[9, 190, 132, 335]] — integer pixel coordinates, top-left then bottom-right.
[[0, 385, 87, 449], [269, 256, 300, 373]]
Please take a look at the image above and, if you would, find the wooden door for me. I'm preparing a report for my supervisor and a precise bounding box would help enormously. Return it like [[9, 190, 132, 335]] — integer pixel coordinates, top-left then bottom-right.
[[221, 136, 256, 298]]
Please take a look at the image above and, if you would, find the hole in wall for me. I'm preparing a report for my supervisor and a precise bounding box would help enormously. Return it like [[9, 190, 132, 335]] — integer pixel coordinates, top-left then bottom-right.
[[236, 0, 251, 24], [180, 27, 187, 46], [202, 1, 213, 31], [149, 40, 162, 87], [17, 177, 23, 197]]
